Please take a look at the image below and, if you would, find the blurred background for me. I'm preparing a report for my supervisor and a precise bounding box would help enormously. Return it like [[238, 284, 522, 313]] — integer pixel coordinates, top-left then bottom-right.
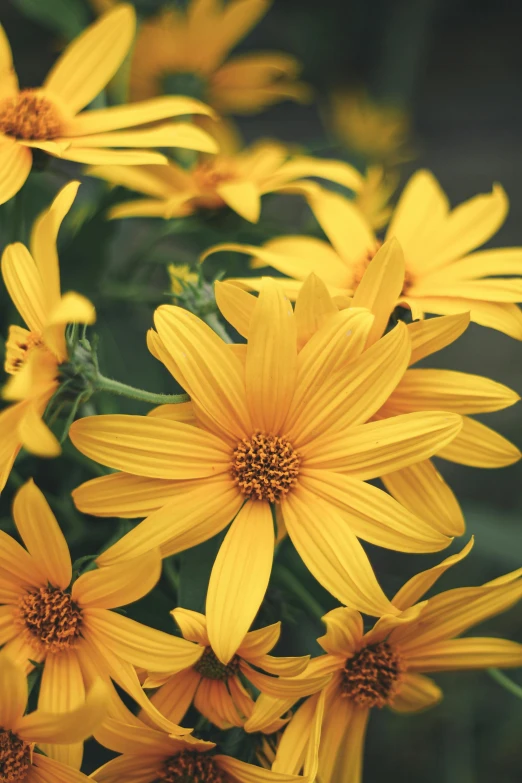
[[1, 0, 521, 780]]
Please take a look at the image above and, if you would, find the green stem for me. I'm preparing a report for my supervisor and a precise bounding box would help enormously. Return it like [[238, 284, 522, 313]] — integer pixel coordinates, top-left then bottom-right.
[[203, 311, 232, 343], [488, 668, 522, 700], [96, 374, 189, 405], [276, 565, 325, 620]]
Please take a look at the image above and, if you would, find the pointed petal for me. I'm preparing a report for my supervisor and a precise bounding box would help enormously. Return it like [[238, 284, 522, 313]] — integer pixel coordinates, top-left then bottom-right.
[[32, 752, 100, 783], [293, 273, 338, 349], [149, 669, 200, 725], [207, 501, 274, 664], [214, 281, 255, 339], [408, 312, 470, 365], [317, 696, 355, 783], [0, 529, 44, 588], [434, 247, 522, 280], [407, 296, 522, 340], [66, 123, 218, 154], [171, 608, 209, 645], [2, 242, 47, 333], [406, 637, 522, 672], [216, 755, 302, 783], [72, 549, 161, 609], [317, 607, 364, 656], [90, 754, 166, 783], [437, 415, 521, 467], [0, 141, 31, 206], [0, 653, 27, 728], [0, 401, 26, 493], [71, 473, 181, 518], [217, 180, 261, 222], [329, 704, 369, 783], [273, 692, 319, 775], [307, 187, 376, 264], [0, 24, 18, 98], [245, 654, 309, 677], [266, 157, 363, 193], [57, 148, 168, 166], [237, 622, 281, 659], [412, 277, 522, 302], [389, 673, 442, 713], [18, 402, 61, 457]]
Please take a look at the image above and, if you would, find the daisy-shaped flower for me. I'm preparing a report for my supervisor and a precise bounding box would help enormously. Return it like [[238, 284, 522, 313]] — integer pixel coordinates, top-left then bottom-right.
[[89, 120, 362, 223], [128, 0, 310, 114], [213, 241, 521, 538], [254, 541, 522, 783], [70, 275, 462, 664], [209, 169, 522, 338], [0, 181, 95, 493], [0, 479, 203, 768], [0, 4, 218, 205], [144, 608, 330, 730], [0, 653, 108, 783]]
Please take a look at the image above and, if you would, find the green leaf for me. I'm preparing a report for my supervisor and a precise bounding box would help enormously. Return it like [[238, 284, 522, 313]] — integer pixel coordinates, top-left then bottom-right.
[[11, 0, 90, 40]]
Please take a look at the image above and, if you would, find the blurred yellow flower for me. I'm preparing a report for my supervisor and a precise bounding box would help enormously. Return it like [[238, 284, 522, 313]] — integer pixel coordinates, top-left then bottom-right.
[[129, 0, 311, 113], [355, 165, 398, 230], [0, 4, 217, 205], [0, 182, 95, 492], [169, 264, 200, 296]]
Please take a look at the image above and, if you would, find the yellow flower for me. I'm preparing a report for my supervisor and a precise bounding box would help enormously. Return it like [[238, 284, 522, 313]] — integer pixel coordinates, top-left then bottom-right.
[[88, 119, 363, 223], [0, 479, 203, 768], [0, 181, 96, 492], [70, 274, 462, 663], [354, 165, 398, 231], [169, 265, 200, 297], [210, 169, 522, 337], [129, 0, 310, 114], [0, 4, 218, 205], [266, 541, 522, 783], [211, 243, 521, 537], [0, 653, 108, 783], [144, 608, 330, 730]]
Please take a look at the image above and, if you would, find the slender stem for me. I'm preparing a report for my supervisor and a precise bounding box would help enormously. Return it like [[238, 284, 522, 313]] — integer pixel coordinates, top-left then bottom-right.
[[96, 374, 189, 405], [276, 564, 325, 620], [203, 311, 232, 343], [488, 668, 522, 700]]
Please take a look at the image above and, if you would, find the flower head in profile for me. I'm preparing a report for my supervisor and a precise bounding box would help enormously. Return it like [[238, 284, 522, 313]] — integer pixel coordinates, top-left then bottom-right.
[[0, 181, 96, 492], [0, 479, 203, 768], [129, 0, 310, 114], [71, 271, 462, 664], [89, 119, 362, 223], [0, 4, 217, 205], [145, 608, 330, 730], [211, 170, 522, 338], [0, 652, 108, 783]]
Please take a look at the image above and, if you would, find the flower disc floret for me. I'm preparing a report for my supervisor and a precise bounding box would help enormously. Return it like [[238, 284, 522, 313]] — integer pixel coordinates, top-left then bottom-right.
[[159, 752, 227, 783], [0, 731, 31, 783], [0, 90, 62, 140], [16, 585, 83, 654], [193, 647, 240, 681], [231, 432, 301, 503], [340, 641, 404, 708]]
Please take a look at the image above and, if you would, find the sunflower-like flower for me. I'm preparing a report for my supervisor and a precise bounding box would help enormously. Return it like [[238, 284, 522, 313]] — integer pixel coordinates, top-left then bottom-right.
[[0, 182, 96, 492], [260, 541, 522, 783], [128, 0, 310, 114], [88, 119, 362, 223], [210, 170, 522, 338], [0, 479, 203, 768], [70, 272, 462, 664], [0, 653, 108, 783], [0, 4, 218, 205], [144, 608, 330, 730]]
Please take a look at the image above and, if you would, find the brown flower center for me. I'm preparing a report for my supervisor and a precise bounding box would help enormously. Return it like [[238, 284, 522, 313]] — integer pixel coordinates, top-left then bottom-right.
[[351, 243, 414, 295], [340, 641, 404, 708], [16, 586, 83, 654], [0, 731, 31, 783], [4, 328, 44, 375], [158, 752, 227, 783], [193, 647, 240, 682], [231, 432, 301, 503], [0, 90, 62, 140]]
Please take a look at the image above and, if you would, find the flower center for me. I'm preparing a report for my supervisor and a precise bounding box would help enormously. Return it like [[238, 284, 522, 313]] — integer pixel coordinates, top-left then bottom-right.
[[0, 90, 62, 140], [4, 327, 44, 375], [0, 730, 31, 783], [193, 647, 240, 681], [158, 752, 227, 783], [16, 586, 83, 654], [192, 161, 236, 211], [231, 432, 301, 503], [340, 641, 404, 708]]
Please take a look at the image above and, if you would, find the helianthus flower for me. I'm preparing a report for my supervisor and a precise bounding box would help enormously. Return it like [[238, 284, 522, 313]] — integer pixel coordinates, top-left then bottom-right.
[[0, 181, 96, 493], [0, 4, 218, 205], [0, 479, 203, 768], [144, 608, 331, 730], [128, 0, 310, 114], [264, 541, 522, 783], [210, 170, 522, 338], [88, 119, 362, 223], [70, 276, 462, 664], [212, 242, 521, 536], [0, 653, 108, 783]]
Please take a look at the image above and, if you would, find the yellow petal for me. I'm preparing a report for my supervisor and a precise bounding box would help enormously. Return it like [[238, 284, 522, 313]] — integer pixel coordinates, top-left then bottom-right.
[[437, 415, 521, 467], [0, 24, 18, 99], [412, 276, 522, 302], [214, 280, 256, 339], [328, 703, 369, 783], [109, 198, 169, 219], [406, 637, 522, 672], [43, 4, 136, 114], [293, 273, 338, 349], [435, 247, 522, 280], [216, 754, 302, 783], [216, 180, 261, 222], [72, 473, 180, 518], [72, 549, 161, 609], [389, 673, 442, 713], [148, 402, 196, 424], [243, 662, 331, 700], [69, 415, 230, 479], [2, 242, 47, 333], [66, 123, 218, 154], [171, 608, 209, 645], [265, 157, 363, 193], [58, 148, 168, 166], [245, 654, 309, 678], [317, 607, 364, 656], [44, 292, 96, 360], [237, 622, 281, 659], [407, 312, 470, 365], [0, 528, 45, 589], [409, 296, 522, 340], [0, 401, 28, 493], [317, 696, 355, 783], [306, 187, 376, 264], [272, 693, 316, 775], [12, 479, 72, 589], [18, 403, 61, 457], [149, 669, 201, 726], [33, 752, 102, 782], [89, 162, 177, 199], [0, 653, 27, 729], [282, 485, 397, 616], [91, 754, 169, 783], [206, 501, 274, 664], [0, 141, 31, 206]]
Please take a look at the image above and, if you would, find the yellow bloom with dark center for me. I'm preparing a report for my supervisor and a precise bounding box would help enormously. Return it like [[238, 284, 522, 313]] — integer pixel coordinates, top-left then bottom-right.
[[0, 480, 203, 769], [0, 182, 96, 493], [88, 119, 363, 223], [70, 274, 462, 664], [210, 169, 522, 338], [144, 608, 330, 730], [128, 0, 310, 114], [0, 4, 218, 205], [0, 653, 108, 783], [212, 242, 521, 537], [262, 541, 522, 783]]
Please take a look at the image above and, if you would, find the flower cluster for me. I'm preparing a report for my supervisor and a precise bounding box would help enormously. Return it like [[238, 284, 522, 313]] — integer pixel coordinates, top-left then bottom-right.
[[0, 2, 521, 783]]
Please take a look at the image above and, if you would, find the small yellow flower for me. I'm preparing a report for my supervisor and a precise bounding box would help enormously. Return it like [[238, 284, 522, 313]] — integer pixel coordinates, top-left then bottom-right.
[[0, 479, 203, 768], [0, 4, 218, 205], [89, 120, 363, 223], [0, 653, 108, 783], [354, 165, 398, 231], [145, 608, 330, 730], [169, 264, 200, 296], [128, 0, 311, 114], [0, 181, 95, 492]]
